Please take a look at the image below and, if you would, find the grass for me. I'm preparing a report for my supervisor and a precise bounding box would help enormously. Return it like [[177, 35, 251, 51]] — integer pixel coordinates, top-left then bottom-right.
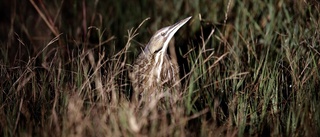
[[1, 0, 320, 136]]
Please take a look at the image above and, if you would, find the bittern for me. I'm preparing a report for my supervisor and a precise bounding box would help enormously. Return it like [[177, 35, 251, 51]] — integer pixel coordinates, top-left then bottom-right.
[[129, 17, 191, 100]]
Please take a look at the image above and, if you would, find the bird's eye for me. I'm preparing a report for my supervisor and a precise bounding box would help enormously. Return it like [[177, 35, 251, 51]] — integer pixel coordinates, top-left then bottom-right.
[[161, 32, 165, 36]]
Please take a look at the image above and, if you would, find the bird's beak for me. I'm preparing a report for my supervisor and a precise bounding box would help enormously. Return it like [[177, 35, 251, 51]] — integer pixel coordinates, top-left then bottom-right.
[[160, 16, 192, 52]]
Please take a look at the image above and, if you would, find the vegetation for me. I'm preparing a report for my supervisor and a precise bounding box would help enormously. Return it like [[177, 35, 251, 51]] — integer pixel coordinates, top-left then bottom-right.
[[1, 0, 319, 136]]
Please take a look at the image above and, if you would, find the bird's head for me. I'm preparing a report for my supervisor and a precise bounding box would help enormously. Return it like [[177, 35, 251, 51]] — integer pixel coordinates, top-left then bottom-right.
[[143, 16, 192, 56]]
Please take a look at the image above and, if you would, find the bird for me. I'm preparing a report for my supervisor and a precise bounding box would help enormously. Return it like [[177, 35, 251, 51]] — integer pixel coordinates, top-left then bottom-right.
[[129, 16, 192, 103]]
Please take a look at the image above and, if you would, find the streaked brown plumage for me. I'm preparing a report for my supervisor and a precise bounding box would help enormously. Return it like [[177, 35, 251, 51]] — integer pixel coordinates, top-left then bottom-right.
[[129, 17, 191, 101]]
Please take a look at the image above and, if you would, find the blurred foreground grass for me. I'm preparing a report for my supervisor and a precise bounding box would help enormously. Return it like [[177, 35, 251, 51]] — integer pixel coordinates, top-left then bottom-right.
[[1, 0, 320, 136]]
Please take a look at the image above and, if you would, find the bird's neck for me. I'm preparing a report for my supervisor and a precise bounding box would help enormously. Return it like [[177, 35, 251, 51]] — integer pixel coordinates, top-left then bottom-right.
[[142, 45, 150, 53]]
